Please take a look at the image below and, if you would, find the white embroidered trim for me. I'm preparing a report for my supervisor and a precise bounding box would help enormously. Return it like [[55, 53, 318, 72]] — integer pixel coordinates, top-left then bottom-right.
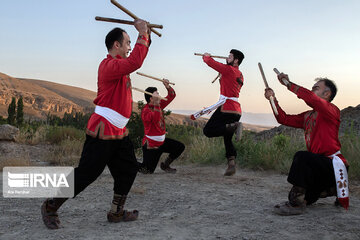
[[191, 95, 239, 119], [329, 151, 349, 201]]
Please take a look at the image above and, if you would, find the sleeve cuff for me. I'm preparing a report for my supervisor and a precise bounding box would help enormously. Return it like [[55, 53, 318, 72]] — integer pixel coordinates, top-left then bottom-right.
[[202, 55, 211, 63], [288, 83, 300, 94], [167, 87, 175, 94], [136, 34, 150, 47]]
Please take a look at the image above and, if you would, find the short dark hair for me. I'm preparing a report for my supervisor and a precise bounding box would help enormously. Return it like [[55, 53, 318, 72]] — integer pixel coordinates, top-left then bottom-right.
[[144, 87, 157, 103], [316, 77, 337, 102], [230, 49, 244, 65], [105, 27, 126, 51]]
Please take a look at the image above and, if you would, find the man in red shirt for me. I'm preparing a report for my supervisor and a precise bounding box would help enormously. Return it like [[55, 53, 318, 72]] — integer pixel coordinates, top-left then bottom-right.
[[41, 19, 151, 229], [265, 72, 349, 215], [202, 49, 244, 176], [138, 80, 185, 174]]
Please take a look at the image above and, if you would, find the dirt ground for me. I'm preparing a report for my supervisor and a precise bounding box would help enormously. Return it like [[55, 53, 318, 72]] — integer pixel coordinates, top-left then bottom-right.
[[1, 164, 360, 240]]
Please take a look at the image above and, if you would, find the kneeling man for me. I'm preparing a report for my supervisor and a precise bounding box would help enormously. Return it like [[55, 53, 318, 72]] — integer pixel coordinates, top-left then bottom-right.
[[139, 79, 185, 174], [265, 72, 349, 215]]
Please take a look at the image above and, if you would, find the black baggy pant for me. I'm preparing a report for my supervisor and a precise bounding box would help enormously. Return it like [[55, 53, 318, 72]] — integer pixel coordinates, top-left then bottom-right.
[[203, 107, 241, 158], [141, 138, 185, 173], [287, 151, 338, 204], [74, 135, 138, 197]]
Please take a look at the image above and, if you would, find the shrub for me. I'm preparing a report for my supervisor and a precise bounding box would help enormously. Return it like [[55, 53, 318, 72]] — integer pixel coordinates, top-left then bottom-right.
[[17, 124, 48, 145], [45, 126, 85, 144], [47, 138, 83, 166], [235, 132, 305, 173], [186, 135, 225, 165]]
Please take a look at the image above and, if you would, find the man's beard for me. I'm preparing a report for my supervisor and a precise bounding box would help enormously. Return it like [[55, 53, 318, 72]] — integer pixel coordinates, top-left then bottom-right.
[[226, 60, 234, 66]]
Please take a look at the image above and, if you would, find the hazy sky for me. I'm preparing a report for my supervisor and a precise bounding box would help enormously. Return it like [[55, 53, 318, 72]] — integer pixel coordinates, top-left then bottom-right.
[[1, 0, 359, 114]]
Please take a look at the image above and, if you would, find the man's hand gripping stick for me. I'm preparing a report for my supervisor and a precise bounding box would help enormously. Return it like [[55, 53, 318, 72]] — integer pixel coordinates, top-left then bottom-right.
[[273, 68, 290, 87]]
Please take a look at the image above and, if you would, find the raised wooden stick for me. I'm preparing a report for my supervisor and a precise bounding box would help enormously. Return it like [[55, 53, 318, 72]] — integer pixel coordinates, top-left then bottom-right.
[[136, 72, 175, 85], [258, 62, 278, 115], [110, 0, 162, 37], [132, 87, 167, 101], [194, 53, 227, 59], [273, 68, 290, 86], [211, 73, 221, 83], [95, 16, 163, 29]]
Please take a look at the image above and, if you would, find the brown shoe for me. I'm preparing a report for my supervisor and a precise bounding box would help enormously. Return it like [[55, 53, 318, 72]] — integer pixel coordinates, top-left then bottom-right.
[[160, 162, 177, 173], [274, 201, 305, 216], [224, 157, 236, 176], [41, 200, 61, 229], [108, 194, 139, 222], [107, 210, 139, 222]]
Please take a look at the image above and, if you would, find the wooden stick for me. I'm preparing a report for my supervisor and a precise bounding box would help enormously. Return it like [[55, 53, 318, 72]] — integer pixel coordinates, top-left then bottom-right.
[[110, 0, 162, 37], [132, 87, 167, 101], [136, 72, 175, 85], [258, 62, 278, 115], [273, 68, 290, 86], [194, 53, 227, 59], [211, 73, 221, 83], [95, 16, 163, 29]]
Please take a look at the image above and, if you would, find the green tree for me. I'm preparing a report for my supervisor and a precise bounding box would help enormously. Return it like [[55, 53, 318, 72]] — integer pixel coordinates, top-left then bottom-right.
[[127, 101, 145, 148], [16, 96, 24, 126], [7, 97, 16, 125]]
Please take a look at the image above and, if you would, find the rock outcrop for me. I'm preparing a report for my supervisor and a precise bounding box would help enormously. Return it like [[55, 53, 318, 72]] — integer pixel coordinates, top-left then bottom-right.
[[0, 124, 19, 141]]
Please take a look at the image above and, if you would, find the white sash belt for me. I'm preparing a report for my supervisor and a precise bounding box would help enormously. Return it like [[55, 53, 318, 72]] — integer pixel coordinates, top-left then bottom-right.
[[145, 134, 166, 142], [328, 150, 349, 209], [191, 95, 239, 119], [94, 105, 129, 129]]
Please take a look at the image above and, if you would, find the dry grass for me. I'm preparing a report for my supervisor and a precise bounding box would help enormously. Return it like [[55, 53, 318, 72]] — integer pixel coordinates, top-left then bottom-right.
[[16, 125, 48, 145], [340, 133, 360, 180], [0, 155, 31, 171], [185, 135, 225, 165], [46, 139, 83, 166]]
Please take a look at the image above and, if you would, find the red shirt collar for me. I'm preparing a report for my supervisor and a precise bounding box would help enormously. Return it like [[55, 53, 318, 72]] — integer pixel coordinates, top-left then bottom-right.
[[107, 54, 122, 59]]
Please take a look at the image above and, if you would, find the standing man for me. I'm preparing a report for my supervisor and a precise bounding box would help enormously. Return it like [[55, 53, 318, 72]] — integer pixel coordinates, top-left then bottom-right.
[[41, 19, 151, 229], [139, 80, 185, 174], [265, 73, 349, 215], [202, 49, 245, 176]]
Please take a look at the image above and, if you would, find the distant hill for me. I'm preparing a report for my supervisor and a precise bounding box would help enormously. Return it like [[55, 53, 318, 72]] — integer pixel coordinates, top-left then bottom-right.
[[0, 72, 95, 119], [0, 72, 216, 128]]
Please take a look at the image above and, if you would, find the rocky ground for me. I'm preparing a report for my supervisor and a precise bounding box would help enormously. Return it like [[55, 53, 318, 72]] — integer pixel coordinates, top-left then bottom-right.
[[1, 164, 360, 240]]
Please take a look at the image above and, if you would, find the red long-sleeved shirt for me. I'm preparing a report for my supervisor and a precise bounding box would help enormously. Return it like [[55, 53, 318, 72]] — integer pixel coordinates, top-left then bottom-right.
[[86, 34, 150, 139], [203, 56, 243, 115], [141, 87, 176, 148], [272, 83, 347, 164]]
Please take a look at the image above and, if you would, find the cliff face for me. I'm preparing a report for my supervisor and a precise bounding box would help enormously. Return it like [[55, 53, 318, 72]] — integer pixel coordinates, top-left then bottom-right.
[[0, 73, 94, 119]]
